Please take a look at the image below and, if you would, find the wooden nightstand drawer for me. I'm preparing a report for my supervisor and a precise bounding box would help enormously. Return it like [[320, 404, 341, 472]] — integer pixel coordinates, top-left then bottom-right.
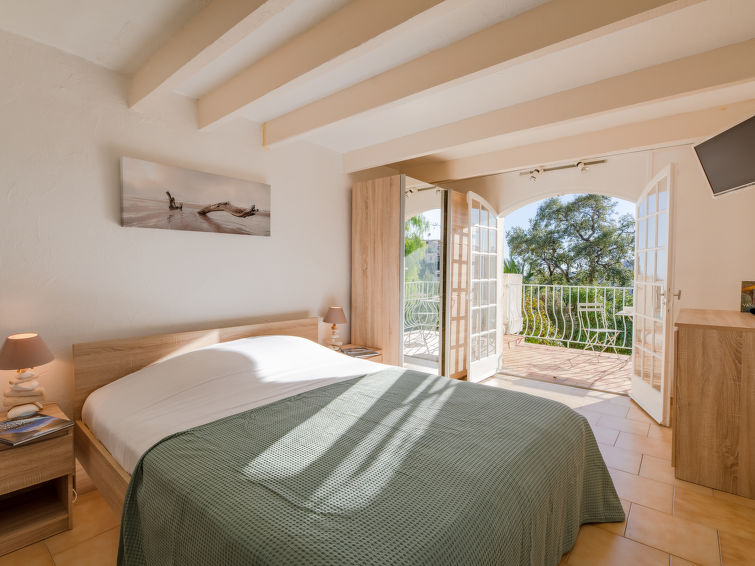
[[0, 432, 74, 495], [0, 403, 74, 556]]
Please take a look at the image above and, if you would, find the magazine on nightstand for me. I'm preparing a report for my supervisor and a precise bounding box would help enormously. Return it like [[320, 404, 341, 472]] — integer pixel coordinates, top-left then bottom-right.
[[0, 414, 73, 447], [341, 347, 379, 358]]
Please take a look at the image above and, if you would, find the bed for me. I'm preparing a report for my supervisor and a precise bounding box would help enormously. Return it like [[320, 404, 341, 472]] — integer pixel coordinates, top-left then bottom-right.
[[73, 317, 624, 566]]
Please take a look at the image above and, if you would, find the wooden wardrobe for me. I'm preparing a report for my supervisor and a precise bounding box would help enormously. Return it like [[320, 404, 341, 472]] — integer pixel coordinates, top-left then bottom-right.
[[351, 175, 469, 377]]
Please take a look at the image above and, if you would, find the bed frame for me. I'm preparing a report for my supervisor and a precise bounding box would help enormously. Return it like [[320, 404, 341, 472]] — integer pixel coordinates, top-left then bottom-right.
[[72, 317, 319, 512]]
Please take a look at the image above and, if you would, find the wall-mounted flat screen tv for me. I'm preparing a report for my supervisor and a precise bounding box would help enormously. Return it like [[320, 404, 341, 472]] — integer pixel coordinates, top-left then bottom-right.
[[694, 115, 755, 196]]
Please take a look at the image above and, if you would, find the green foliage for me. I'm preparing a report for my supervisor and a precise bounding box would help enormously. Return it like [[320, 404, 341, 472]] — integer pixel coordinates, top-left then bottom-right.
[[405, 251, 421, 282], [503, 257, 521, 273], [404, 214, 439, 282], [503, 257, 533, 283], [507, 195, 634, 286], [405, 215, 430, 257]]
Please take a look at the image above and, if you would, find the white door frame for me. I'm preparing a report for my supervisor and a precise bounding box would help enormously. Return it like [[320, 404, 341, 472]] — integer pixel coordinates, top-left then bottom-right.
[[630, 164, 675, 425], [467, 192, 500, 383]]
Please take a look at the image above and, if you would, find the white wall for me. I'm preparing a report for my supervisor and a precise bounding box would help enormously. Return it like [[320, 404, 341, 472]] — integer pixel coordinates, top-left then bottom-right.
[[405, 188, 443, 219], [440, 152, 650, 215], [653, 146, 755, 316], [439, 148, 755, 316], [0, 30, 352, 416]]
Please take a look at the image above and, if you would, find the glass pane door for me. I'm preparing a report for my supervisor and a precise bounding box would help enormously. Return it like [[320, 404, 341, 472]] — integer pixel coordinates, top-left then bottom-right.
[[468, 192, 499, 382], [631, 166, 673, 425], [403, 185, 445, 374]]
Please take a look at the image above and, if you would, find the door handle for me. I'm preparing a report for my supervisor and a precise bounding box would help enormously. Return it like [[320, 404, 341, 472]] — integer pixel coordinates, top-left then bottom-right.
[[672, 289, 682, 299]]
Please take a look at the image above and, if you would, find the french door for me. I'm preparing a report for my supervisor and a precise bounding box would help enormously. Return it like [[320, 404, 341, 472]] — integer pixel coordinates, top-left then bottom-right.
[[467, 192, 499, 383], [631, 165, 674, 425]]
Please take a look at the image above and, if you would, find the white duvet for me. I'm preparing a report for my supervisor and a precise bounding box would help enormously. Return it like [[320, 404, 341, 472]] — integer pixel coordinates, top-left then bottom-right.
[[82, 335, 387, 473]]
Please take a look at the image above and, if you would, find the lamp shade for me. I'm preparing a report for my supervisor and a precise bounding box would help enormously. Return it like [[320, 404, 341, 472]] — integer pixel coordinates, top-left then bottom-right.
[[323, 307, 347, 325], [0, 333, 55, 370]]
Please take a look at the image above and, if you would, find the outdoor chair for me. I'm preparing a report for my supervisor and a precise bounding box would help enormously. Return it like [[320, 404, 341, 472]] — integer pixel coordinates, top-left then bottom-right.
[[576, 302, 621, 358]]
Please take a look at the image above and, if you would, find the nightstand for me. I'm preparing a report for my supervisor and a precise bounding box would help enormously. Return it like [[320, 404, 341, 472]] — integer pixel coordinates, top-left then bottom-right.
[[340, 344, 383, 364], [0, 403, 74, 556]]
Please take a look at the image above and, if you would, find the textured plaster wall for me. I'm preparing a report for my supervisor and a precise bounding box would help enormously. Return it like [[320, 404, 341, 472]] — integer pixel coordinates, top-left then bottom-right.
[[0, 30, 352, 416]]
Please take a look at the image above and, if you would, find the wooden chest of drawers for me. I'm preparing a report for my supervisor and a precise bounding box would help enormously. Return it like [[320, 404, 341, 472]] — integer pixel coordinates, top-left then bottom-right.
[[673, 309, 755, 498]]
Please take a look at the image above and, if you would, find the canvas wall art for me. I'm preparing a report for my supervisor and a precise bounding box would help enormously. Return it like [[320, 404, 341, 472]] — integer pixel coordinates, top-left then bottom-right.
[[121, 157, 271, 236]]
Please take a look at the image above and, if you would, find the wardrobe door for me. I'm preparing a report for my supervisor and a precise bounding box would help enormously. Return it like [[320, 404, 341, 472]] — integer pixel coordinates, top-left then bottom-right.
[[351, 175, 404, 365], [446, 189, 469, 379]]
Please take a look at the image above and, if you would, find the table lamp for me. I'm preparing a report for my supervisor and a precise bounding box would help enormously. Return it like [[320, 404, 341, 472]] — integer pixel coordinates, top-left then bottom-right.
[[0, 332, 54, 415], [323, 307, 347, 350]]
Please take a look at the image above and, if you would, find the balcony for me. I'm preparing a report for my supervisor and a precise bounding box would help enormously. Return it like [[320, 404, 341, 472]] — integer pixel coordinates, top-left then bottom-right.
[[502, 280, 633, 394], [402, 280, 634, 394], [403, 281, 440, 372]]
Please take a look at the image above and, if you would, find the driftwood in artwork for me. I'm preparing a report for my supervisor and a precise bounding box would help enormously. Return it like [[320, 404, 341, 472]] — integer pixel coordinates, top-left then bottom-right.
[[198, 202, 258, 218], [166, 191, 183, 210]]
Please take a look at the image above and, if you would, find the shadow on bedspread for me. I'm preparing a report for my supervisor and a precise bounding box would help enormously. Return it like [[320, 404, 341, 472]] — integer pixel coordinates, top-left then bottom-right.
[[118, 368, 624, 566]]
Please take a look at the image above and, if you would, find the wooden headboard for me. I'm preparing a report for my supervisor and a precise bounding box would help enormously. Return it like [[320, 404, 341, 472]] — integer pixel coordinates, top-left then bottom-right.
[[72, 317, 319, 420]]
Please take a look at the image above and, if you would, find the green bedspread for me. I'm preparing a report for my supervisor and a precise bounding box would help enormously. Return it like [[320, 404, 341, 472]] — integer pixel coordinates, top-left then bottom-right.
[[119, 368, 624, 566]]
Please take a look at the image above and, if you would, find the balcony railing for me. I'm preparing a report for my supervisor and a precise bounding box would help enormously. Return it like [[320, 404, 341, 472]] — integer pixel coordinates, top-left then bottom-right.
[[403, 280, 633, 359], [503, 282, 633, 353], [404, 281, 441, 359]]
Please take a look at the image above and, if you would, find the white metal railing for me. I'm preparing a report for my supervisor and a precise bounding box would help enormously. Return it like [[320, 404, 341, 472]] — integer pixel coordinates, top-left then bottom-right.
[[504, 283, 634, 352], [404, 281, 441, 358]]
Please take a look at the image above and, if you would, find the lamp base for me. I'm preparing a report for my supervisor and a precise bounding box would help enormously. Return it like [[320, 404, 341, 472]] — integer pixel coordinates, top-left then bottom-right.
[[4, 369, 45, 412], [328, 324, 343, 350]]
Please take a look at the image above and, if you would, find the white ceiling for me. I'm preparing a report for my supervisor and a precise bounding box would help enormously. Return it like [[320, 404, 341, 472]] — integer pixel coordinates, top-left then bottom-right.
[[0, 0, 210, 73], [0, 0, 753, 174], [223, 0, 550, 122], [427, 81, 755, 161], [175, 0, 354, 99], [304, 0, 755, 152]]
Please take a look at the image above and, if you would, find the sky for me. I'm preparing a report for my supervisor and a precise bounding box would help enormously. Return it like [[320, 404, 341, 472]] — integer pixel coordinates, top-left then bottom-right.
[[413, 194, 635, 257], [122, 157, 271, 208]]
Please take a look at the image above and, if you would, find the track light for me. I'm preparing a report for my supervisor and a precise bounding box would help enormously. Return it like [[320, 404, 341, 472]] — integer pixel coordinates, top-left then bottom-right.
[[519, 159, 605, 179]]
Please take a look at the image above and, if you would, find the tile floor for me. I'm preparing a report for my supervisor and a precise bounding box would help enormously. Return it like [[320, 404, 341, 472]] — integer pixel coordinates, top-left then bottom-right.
[[486, 374, 755, 566], [2, 375, 754, 565], [501, 339, 632, 395]]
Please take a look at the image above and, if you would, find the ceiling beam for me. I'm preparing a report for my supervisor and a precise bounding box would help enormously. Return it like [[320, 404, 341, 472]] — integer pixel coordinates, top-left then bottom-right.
[[396, 99, 755, 183], [129, 0, 294, 109], [197, 0, 445, 129], [343, 38, 755, 173], [263, 0, 702, 146]]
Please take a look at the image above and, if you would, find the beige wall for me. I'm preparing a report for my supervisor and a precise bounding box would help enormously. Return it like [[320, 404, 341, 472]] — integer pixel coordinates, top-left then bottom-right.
[[0, 30, 352, 416]]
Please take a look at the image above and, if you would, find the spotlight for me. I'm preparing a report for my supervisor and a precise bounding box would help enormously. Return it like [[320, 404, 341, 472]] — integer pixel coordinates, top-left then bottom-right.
[[529, 167, 544, 181], [576, 161, 588, 172]]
